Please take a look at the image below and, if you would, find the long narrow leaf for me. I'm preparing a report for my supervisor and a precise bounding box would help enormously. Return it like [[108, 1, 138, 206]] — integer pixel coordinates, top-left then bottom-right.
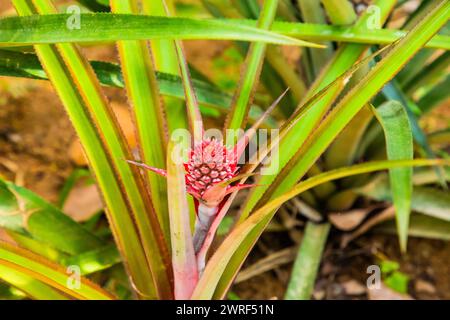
[[225, 0, 281, 132], [0, 15, 448, 49], [404, 51, 450, 94], [373, 101, 413, 252], [381, 81, 445, 189], [142, 0, 189, 133], [110, 0, 170, 247], [357, 176, 450, 222], [0, 14, 321, 47], [61, 244, 121, 275], [0, 241, 115, 300], [166, 141, 198, 299], [417, 75, 450, 114], [297, 0, 333, 79], [285, 222, 330, 300], [321, 0, 357, 25], [324, 106, 373, 169], [0, 265, 69, 300], [172, 37, 204, 144], [375, 214, 450, 241]]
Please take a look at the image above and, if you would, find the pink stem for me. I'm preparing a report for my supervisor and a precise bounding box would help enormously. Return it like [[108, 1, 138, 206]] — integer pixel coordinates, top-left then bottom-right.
[[196, 193, 238, 275], [193, 204, 218, 254]]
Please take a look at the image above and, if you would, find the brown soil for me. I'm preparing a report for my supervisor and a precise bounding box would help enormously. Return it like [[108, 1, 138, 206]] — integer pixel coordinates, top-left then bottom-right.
[[0, 79, 75, 202]]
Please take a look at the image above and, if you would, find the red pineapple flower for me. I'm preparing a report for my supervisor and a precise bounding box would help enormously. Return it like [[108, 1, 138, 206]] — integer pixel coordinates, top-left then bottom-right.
[[185, 139, 237, 198], [127, 137, 251, 208]]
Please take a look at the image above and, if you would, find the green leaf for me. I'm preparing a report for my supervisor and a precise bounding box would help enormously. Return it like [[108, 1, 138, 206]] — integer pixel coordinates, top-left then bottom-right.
[[321, 0, 357, 25], [324, 105, 373, 169], [401, 0, 437, 29], [31, 0, 172, 300], [217, 216, 234, 236], [77, 0, 110, 12], [110, 0, 170, 247], [268, 21, 450, 50], [376, 213, 450, 241], [225, 0, 281, 133], [0, 177, 122, 276], [0, 265, 69, 300], [191, 158, 447, 299], [0, 241, 114, 300], [384, 271, 409, 294], [210, 0, 300, 117], [285, 0, 356, 300], [0, 179, 104, 255], [6, 231, 64, 262], [1, 14, 448, 49], [285, 222, 330, 300], [404, 51, 450, 95], [417, 75, 450, 114], [373, 101, 413, 252], [171, 31, 204, 144], [142, 0, 189, 133], [357, 176, 450, 222], [0, 14, 321, 47], [380, 81, 445, 189], [396, 49, 435, 87], [166, 140, 197, 299], [62, 244, 121, 275], [0, 49, 276, 127], [297, 0, 333, 80], [380, 260, 399, 274]]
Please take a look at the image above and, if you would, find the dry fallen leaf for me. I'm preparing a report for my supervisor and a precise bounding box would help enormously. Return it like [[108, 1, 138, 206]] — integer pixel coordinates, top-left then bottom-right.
[[313, 289, 326, 300], [414, 279, 436, 294], [62, 182, 103, 222], [329, 207, 373, 231], [341, 206, 395, 247], [341, 279, 367, 295]]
